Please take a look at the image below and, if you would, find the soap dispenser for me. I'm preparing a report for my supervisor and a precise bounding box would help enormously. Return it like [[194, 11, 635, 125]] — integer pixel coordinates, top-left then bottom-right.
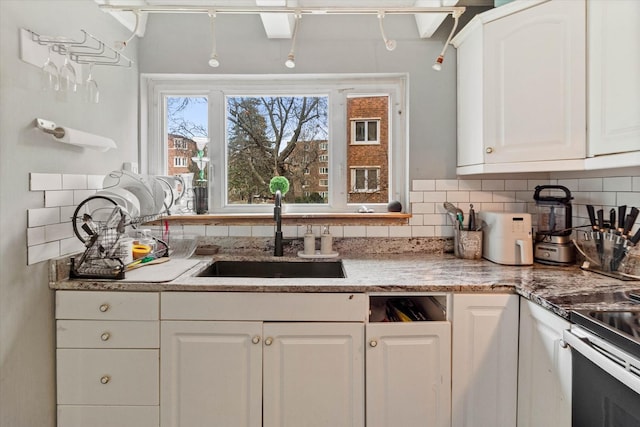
[[304, 224, 315, 255], [320, 225, 333, 255]]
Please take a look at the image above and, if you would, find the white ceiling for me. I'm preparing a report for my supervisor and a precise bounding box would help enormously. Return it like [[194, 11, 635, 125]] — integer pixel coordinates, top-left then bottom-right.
[[95, 0, 490, 39]]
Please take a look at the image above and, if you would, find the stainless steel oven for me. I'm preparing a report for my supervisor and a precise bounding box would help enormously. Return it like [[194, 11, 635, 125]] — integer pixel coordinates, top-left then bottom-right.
[[564, 304, 640, 427]]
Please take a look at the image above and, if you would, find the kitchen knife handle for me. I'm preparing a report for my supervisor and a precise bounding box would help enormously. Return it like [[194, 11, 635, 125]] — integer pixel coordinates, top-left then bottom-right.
[[618, 205, 627, 231], [630, 228, 640, 245], [624, 207, 639, 236], [587, 205, 597, 230], [609, 208, 616, 230], [597, 209, 605, 231]]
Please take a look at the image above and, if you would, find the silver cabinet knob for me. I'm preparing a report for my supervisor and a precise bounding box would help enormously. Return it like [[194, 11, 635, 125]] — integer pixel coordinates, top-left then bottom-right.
[[486, 147, 494, 154], [100, 332, 111, 341], [99, 304, 110, 313], [264, 337, 273, 346], [100, 375, 111, 384], [559, 339, 568, 349], [369, 340, 378, 348], [252, 336, 261, 345]]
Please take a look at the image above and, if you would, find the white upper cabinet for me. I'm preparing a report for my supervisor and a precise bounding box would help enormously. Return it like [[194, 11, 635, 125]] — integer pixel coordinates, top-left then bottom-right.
[[587, 0, 640, 163], [453, 0, 639, 174], [453, 0, 586, 174]]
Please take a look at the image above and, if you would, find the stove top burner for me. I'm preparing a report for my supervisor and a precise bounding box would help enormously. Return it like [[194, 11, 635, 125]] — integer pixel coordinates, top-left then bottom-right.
[[571, 291, 640, 358]]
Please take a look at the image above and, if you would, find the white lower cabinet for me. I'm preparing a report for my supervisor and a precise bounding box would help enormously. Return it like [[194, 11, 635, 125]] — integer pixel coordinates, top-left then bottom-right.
[[517, 299, 571, 427], [55, 291, 160, 427], [451, 294, 519, 427], [366, 321, 451, 427]]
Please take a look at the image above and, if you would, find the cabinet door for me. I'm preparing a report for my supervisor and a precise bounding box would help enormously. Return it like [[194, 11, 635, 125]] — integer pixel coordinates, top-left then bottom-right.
[[517, 299, 571, 427], [366, 322, 451, 427], [483, 0, 586, 163], [263, 322, 365, 427], [588, 0, 640, 156], [451, 294, 519, 427], [160, 321, 262, 427]]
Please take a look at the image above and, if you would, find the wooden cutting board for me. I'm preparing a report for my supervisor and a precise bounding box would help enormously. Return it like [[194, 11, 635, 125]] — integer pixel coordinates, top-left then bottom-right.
[[122, 258, 201, 282]]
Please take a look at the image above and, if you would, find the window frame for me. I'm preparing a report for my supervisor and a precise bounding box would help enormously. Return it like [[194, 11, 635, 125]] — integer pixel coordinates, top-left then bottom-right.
[[351, 119, 381, 145], [350, 167, 381, 193], [141, 73, 409, 214]]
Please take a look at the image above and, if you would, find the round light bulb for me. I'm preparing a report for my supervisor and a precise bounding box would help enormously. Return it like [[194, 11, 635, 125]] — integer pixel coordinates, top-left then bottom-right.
[[285, 54, 295, 69], [208, 55, 220, 68], [432, 62, 442, 71]]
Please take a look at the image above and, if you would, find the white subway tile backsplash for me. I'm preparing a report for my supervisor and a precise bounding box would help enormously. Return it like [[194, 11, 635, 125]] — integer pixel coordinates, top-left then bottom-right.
[[445, 191, 470, 203], [229, 226, 252, 237], [480, 203, 505, 211], [436, 179, 459, 191], [44, 222, 73, 242], [366, 226, 389, 237], [578, 178, 603, 192], [492, 192, 516, 203], [586, 191, 616, 206], [343, 226, 366, 237], [30, 173, 62, 191], [616, 192, 640, 207], [422, 192, 448, 203], [62, 174, 87, 190], [59, 237, 84, 256], [27, 242, 59, 265], [633, 177, 640, 192], [87, 174, 105, 190], [481, 180, 505, 191], [412, 180, 435, 191], [603, 177, 632, 192], [527, 179, 551, 190], [60, 206, 76, 222], [411, 203, 435, 214], [205, 225, 229, 237], [389, 225, 412, 237], [556, 179, 579, 191], [469, 191, 493, 203], [183, 225, 206, 236], [45, 190, 74, 208], [28, 207, 60, 227], [27, 227, 45, 246], [73, 189, 96, 205], [409, 214, 424, 226], [504, 180, 529, 191], [411, 225, 434, 237], [423, 213, 448, 226], [458, 180, 482, 191], [251, 226, 273, 237], [504, 202, 528, 213], [409, 191, 423, 203]]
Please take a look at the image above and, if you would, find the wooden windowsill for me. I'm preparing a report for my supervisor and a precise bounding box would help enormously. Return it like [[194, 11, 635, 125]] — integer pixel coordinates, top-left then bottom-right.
[[149, 212, 411, 226]]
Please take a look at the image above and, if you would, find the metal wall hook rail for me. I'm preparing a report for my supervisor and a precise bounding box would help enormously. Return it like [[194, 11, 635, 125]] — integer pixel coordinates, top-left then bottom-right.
[[25, 28, 133, 68]]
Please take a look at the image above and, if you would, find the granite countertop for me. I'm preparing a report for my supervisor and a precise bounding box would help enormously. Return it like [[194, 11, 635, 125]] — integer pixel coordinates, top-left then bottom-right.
[[50, 252, 640, 319]]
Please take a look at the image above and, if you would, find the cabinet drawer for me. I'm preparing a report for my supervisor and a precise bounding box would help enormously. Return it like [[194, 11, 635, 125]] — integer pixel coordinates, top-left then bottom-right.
[[56, 291, 159, 320], [57, 349, 158, 405], [57, 320, 159, 349], [161, 292, 368, 321], [57, 405, 158, 427]]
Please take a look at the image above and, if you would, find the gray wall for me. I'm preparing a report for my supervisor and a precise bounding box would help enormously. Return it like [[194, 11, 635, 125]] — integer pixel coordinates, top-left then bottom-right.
[[0, 1, 139, 426], [138, 10, 483, 180]]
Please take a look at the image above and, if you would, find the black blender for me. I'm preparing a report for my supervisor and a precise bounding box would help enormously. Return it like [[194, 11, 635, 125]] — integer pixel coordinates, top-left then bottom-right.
[[533, 185, 575, 265]]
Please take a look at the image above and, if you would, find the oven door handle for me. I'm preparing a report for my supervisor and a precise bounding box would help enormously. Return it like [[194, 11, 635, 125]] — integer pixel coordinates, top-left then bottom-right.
[[563, 330, 640, 395]]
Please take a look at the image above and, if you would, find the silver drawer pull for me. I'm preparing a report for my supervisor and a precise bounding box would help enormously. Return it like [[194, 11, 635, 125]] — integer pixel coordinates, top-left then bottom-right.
[[252, 336, 261, 344], [100, 332, 111, 341], [99, 304, 110, 313], [264, 337, 273, 346], [100, 375, 111, 384], [369, 340, 378, 347]]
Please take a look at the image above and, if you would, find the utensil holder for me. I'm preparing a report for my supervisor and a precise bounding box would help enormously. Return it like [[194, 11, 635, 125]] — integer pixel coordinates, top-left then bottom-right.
[[454, 230, 483, 260]]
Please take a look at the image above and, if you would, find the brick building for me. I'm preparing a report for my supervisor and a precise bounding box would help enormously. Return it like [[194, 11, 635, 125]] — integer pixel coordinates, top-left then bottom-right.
[[167, 134, 198, 176], [346, 96, 389, 204]]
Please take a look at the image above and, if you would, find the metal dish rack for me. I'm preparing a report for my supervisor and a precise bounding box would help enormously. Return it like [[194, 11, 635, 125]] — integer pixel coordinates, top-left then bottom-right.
[[70, 198, 167, 280]]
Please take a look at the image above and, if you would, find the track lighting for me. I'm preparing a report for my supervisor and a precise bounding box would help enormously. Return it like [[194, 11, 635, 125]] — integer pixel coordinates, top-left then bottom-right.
[[377, 12, 396, 51], [285, 13, 301, 68], [208, 11, 220, 67], [432, 10, 462, 71]]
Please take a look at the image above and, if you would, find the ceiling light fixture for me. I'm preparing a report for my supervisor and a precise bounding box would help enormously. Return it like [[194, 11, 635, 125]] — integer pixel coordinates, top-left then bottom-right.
[[432, 9, 462, 71], [208, 11, 220, 67], [377, 12, 396, 51], [285, 13, 301, 69]]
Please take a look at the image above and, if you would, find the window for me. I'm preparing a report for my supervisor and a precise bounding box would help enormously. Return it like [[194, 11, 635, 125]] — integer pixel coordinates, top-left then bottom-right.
[[351, 167, 380, 193], [351, 119, 380, 144], [144, 74, 408, 213], [174, 157, 188, 167]]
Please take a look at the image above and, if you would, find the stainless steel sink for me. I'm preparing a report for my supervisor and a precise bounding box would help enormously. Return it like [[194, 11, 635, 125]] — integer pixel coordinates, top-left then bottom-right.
[[196, 260, 345, 278]]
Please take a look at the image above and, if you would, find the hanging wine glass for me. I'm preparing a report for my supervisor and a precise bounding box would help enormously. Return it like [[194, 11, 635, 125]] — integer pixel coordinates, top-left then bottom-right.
[[41, 45, 59, 92], [59, 45, 77, 94], [85, 63, 99, 104]]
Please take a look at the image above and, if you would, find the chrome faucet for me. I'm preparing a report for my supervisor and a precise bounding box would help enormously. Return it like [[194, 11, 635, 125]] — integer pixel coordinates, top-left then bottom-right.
[[274, 190, 283, 256]]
